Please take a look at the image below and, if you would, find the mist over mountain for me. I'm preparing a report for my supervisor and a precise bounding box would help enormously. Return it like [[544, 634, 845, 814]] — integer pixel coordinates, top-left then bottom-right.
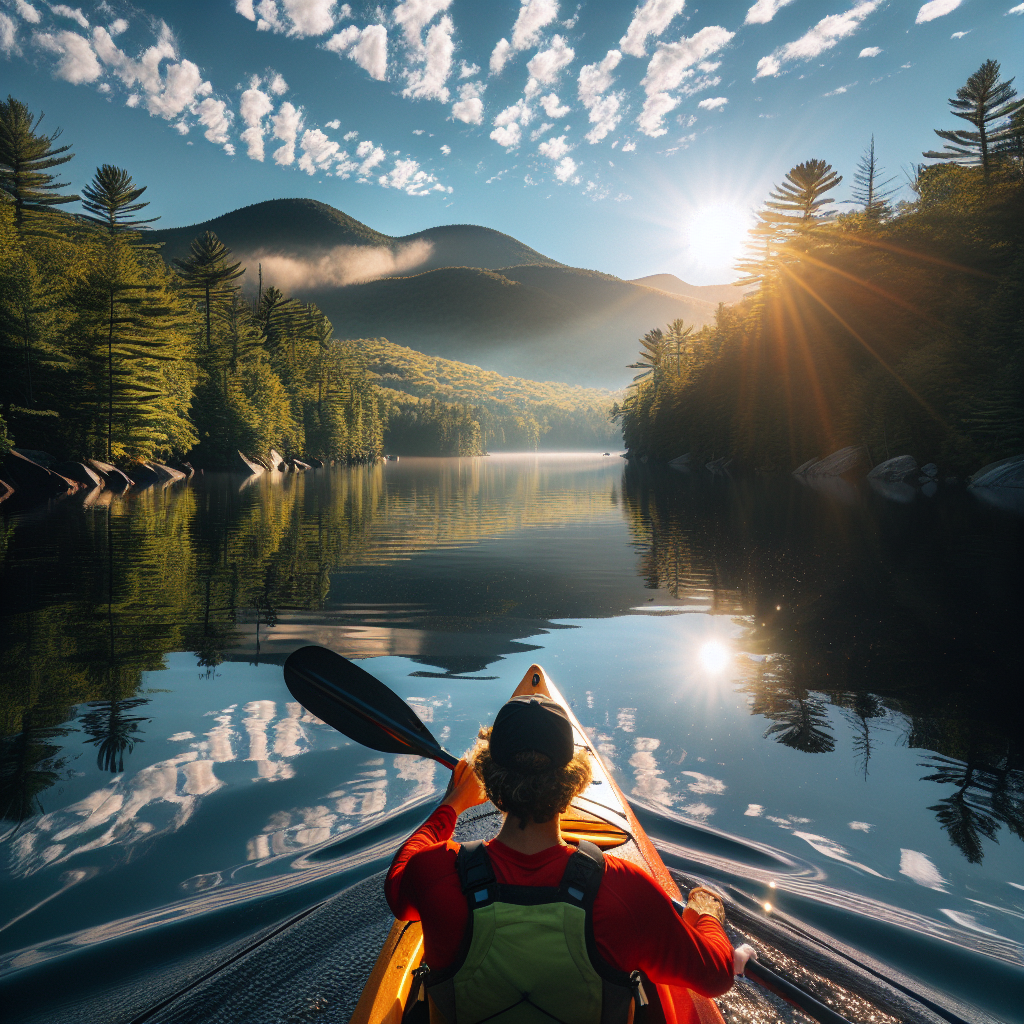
[[150, 199, 735, 388]]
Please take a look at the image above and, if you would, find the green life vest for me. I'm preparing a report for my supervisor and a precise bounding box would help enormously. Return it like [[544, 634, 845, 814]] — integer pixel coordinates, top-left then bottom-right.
[[419, 840, 647, 1024]]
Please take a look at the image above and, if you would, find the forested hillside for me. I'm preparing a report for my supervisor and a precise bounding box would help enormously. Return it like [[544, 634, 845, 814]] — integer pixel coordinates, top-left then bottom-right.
[[616, 61, 1023, 475]]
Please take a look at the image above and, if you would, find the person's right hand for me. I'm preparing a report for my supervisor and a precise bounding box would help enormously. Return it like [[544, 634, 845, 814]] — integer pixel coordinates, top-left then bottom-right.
[[442, 758, 487, 815]]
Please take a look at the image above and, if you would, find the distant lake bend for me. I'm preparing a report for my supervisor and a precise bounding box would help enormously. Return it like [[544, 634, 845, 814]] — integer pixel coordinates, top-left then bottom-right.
[[1, 454, 1021, 1022]]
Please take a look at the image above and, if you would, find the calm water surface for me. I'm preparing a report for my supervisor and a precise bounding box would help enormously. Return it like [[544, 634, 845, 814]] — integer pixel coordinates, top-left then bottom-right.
[[1, 455, 1021, 1021]]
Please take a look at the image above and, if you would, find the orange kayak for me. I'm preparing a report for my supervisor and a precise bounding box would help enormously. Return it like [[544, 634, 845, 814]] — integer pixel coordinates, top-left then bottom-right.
[[350, 663, 727, 1024]]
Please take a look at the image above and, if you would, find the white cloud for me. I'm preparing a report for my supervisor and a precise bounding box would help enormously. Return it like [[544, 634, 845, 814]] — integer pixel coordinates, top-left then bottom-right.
[[537, 92, 567, 117], [848, 821, 872, 831], [950, 30, 969, 38], [553, 155, 577, 182], [356, 138, 386, 173], [1010, 4, 1024, 13], [239, 83, 273, 159], [579, 49, 622, 143], [108, 17, 128, 36], [198, 97, 233, 151], [859, 45, 882, 56], [530, 120, 553, 139], [0, 14, 19, 54], [638, 24, 734, 136], [379, 157, 449, 195], [393, 0, 451, 51], [34, 29, 102, 83], [490, 121, 522, 149], [269, 72, 288, 94], [619, 0, 685, 57], [698, 95, 727, 109], [325, 118, 340, 128], [16, 1, 41, 24], [50, 5, 89, 29], [324, 24, 387, 80], [621, 139, 636, 151], [682, 771, 726, 795], [249, 0, 337, 36], [538, 134, 570, 159], [272, 100, 302, 165], [403, 14, 454, 101], [489, 37, 511, 75], [459, 60, 479, 77], [440, 143, 450, 154], [915, 0, 962, 23], [744, 803, 764, 816], [823, 84, 849, 95], [755, 1, 879, 78], [413, 128, 424, 133], [343, 129, 358, 140], [526, 34, 574, 84], [744, 0, 796, 25], [298, 127, 340, 173], [451, 80, 485, 123], [899, 849, 948, 891], [511, 0, 558, 51]]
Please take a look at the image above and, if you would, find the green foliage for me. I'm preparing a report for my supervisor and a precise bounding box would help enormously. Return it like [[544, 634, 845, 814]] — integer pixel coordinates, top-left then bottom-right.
[[849, 136, 899, 220], [0, 95, 79, 236], [923, 59, 1023, 178], [80, 164, 159, 237], [621, 147, 1022, 473]]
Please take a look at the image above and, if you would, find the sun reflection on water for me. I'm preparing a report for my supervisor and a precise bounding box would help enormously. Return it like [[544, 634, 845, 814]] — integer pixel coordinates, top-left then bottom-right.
[[698, 640, 730, 674]]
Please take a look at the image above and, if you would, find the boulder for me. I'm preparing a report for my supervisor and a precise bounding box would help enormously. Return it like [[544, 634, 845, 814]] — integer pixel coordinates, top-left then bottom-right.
[[290, 459, 311, 471], [12, 447, 56, 468], [804, 446, 865, 477], [306, 457, 325, 469], [0, 479, 13, 504], [87, 459, 134, 491], [234, 451, 265, 476], [170, 460, 195, 478], [148, 462, 186, 483], [921, 481, 938, 498], [54, 461, 104, 489], [867, 455, 918, 483], [668, 453, 692, 471], [792, 457, 820, 475], [129, 463, 161, 488], [2, 449, 78, 497], [268, 449, 288, 471], [969, 456, 1024, 490], [921, 463, 938, 478]]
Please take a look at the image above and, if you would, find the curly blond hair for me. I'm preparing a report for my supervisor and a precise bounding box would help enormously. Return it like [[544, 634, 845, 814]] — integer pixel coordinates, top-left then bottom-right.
[[470, 726, 592, 828]]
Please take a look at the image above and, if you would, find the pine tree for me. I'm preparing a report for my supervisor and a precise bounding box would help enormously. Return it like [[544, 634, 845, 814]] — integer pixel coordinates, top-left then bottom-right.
[[923, 59, 1022, 179], [173, 232, 245, 355], [0, 96, 79, 236], [737, 159, 842, 284], [80, 164, 159, 238], [849, 136, 899, 219]]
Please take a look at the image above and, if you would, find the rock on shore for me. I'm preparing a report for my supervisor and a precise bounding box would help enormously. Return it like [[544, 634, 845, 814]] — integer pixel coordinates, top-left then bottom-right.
[[88, 459, 134, 490]]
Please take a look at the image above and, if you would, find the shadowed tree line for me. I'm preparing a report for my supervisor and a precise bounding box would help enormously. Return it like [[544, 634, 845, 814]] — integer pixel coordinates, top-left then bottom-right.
[[615, 60, 1023, 474], [619, 463, 1023, 864]]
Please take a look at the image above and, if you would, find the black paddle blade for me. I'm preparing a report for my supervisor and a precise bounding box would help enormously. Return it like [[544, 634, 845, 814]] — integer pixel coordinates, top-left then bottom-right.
[[284, 645, 458, 769]]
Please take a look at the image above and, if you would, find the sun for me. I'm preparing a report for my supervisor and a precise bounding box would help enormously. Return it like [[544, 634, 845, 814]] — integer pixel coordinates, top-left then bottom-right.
[[685, 205, 754, 275]]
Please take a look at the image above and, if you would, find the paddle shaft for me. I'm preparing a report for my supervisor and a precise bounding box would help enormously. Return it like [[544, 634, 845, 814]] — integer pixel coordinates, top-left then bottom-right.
[[744, 959, 854, 1024], [289, 660, 459, 769]]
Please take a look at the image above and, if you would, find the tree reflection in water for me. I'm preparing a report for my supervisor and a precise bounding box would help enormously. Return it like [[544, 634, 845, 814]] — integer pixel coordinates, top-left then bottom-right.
[[621, 465, 1023, 864], [80, 698, 151, 773]]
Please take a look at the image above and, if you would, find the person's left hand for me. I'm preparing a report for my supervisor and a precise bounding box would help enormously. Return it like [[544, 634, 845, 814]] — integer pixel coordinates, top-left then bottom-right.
[[442, 758, 487, 815]]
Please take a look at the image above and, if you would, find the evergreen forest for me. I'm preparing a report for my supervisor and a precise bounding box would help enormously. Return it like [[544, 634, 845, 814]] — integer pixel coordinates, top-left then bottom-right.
[[615, 60, 1023, 475], [0, 95, 618, 475]]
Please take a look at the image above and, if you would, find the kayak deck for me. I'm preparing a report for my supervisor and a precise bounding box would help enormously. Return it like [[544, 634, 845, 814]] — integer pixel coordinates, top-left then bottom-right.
[[350, 664, 726, 1024]]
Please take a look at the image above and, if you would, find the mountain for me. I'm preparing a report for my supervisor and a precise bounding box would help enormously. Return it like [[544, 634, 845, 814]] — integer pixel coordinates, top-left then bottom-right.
[[629, 274, 751, 306], [150, 199, 737, 388], [149, 199, 561, 272]]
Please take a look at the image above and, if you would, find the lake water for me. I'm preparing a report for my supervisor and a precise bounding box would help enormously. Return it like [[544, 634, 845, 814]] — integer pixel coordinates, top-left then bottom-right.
[[1, 454, 1021, 1023]]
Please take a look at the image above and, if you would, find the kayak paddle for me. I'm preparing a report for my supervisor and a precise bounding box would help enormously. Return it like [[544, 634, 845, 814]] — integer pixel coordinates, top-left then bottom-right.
[[284, 644, 857, 1024], [284, 644, 459, 770]]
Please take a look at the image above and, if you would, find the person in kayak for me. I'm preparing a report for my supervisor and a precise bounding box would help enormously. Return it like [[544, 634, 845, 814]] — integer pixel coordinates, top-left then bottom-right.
[[386, 694, 746, 1024]]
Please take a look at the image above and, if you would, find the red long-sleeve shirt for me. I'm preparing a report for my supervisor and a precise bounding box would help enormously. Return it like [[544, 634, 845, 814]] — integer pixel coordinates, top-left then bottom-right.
[[385, 805, 734, 1023]]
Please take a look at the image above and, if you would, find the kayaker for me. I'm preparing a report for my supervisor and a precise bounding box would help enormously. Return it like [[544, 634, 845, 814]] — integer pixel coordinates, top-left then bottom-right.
[[386, 694, 747, 1024]]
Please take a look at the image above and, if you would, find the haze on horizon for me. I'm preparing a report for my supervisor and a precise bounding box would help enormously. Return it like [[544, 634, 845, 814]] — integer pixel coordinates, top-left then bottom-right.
[[2, 0, 1022, 284]]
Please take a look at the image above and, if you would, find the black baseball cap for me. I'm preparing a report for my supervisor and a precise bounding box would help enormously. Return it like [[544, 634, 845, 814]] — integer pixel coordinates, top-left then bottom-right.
[[489, 696, 575, 771]]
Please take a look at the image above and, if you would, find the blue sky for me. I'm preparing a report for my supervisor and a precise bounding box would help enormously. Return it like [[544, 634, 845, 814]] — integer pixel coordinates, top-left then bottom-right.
[[2, 0, 1022, 283]]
